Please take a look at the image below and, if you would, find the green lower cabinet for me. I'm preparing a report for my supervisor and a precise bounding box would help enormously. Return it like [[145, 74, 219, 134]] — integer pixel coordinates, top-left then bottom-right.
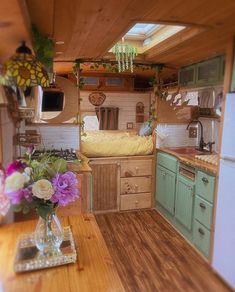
[[156, 165, 176, 215], [175, 176, 194, 231], [193, 220, 211, 258]]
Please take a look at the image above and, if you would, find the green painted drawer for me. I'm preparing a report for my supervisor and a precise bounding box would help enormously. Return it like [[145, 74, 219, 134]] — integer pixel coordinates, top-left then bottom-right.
[[194, 196, 213, 230], [196, 171, 215, 203], [157, 152, 177, 173], [193, 220, 211, 258]]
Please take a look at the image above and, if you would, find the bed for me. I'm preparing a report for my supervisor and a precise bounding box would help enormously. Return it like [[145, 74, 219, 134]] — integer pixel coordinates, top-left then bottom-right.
[[81, 130, 154, 158]]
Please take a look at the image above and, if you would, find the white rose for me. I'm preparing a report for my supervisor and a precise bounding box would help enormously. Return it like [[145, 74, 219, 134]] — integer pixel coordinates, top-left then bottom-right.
[[5, 172, 27, 193], [32, 179, 54, 200], [24, 167, 32, 176]]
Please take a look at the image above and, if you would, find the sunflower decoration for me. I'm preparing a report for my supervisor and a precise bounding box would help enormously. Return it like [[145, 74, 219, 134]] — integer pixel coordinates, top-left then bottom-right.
[[0, 42, 49, 88]]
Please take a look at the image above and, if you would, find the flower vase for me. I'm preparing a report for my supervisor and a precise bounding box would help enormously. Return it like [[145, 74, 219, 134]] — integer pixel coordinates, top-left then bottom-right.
[[35, 213, 63, 256]]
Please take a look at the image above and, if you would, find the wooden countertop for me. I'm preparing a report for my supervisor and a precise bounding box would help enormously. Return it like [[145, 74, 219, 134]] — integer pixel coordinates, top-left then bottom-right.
[[0, 214, 124, 292], [157, 148, 218, 176], [68, 152, 92, 173]]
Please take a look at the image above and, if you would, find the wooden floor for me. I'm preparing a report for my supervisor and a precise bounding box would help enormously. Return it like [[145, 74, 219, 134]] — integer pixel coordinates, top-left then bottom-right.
[[95, 210, 231, 292]]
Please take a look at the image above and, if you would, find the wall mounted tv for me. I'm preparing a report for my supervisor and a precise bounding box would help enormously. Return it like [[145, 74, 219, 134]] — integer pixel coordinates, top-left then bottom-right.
[[41, 89, 64, 112]]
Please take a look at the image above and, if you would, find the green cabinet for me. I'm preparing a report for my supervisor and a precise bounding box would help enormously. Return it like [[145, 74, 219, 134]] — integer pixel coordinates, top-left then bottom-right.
[[156, 165, 176, 215], [179, 55, 224, 87], [175, 176, 194, 231], [179, 65, 196, 87], [196, 57, 221, 86]]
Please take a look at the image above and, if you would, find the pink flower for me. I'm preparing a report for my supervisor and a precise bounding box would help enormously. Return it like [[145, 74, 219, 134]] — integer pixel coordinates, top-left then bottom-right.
[[7, 187, 32, 204], [6, 160, 27, 176]]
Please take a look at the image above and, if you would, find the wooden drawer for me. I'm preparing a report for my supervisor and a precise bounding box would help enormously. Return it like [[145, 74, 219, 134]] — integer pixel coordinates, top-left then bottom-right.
[[193, 220, 211, 258], [194, 196, 213, 230], [157, 152, 177, 173], [120, 193, 151, 210], [121, 159, 152, 177], [121, 177, 151, 194], [196, 171, 215, 203]]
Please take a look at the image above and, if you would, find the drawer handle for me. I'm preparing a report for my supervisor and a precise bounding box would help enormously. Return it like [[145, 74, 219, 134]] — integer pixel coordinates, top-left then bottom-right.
[[198, 228, 205, 236], [199, 202, 206, 209], [162, 172, 166, 177], [202, 177, 209, 184]]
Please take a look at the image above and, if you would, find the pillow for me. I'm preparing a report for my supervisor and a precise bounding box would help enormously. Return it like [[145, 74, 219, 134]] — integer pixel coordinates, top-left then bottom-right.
[[139, 121, 153, 137]]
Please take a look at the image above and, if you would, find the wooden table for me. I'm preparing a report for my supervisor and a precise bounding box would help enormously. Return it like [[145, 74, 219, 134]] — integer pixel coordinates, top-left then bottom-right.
[[0, 214, 125, 292]]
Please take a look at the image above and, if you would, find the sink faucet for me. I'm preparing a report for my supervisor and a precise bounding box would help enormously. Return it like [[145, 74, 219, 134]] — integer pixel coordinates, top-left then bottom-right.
[[186, 120, 206, 151]]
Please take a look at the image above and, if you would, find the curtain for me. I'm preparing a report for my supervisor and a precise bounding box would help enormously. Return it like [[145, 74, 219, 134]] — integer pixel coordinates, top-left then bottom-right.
[[95, 107, 119, 130]]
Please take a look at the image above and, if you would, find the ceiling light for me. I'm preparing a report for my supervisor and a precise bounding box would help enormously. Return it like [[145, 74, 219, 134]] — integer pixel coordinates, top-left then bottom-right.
[[0, 41, 49, 87]]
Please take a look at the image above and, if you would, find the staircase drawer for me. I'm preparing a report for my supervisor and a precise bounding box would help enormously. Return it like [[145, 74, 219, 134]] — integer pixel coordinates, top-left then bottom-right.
[[121, 177, 151, 194], [120, 193, 151, 210], [121, 159, 152, 177], [196, 171, 215, 203], [193, 220, 211, 258], [194, 196, 213, 230], [157, 152, 177, 173]]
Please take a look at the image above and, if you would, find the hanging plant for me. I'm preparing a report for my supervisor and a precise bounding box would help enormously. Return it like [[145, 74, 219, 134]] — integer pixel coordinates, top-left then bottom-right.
[[31, 24, 54, 73]]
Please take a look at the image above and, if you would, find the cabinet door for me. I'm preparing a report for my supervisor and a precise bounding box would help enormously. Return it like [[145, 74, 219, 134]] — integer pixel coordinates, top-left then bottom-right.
[[179, 65, 196, 87], [175, 176, 194, 231], [196, 57, 220, 86], [156, 165, 176, 215], [91, 163, 119, 212]]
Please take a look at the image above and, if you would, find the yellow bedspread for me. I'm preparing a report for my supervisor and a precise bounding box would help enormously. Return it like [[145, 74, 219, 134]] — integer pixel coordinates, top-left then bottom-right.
[[81, 131, 153, 157]]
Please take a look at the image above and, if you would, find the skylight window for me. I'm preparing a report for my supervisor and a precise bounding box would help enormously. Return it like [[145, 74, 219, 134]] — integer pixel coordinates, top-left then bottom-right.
[[125, 23, 160, 39]]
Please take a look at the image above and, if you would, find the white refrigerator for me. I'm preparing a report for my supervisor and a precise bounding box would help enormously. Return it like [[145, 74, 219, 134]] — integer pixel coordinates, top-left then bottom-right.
[[212, 93, 235, 288]]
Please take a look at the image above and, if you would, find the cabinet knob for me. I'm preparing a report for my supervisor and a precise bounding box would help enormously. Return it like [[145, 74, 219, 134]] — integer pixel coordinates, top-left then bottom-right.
[[202, 177, 209, 184], [135, 167, 139, 174], [134, 184, 138, 190], [135, 200, 139, 205], [199, 202, 206, 209], [198, 228, 205, 236]]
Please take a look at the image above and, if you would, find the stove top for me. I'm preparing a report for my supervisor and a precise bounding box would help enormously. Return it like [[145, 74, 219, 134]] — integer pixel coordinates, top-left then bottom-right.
[[32, 149, 79, 162]]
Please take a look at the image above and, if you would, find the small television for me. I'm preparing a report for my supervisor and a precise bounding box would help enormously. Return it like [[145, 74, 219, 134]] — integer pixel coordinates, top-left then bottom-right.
[[41, 88, 64, 112]]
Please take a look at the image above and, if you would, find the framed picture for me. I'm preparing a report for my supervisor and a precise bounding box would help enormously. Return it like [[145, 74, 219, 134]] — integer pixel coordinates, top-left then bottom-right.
[[126, 122, 133, 129]]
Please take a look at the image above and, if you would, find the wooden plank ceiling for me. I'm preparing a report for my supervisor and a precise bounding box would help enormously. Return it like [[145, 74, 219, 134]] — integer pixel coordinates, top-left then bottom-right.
[[2, 0, 235, 76]]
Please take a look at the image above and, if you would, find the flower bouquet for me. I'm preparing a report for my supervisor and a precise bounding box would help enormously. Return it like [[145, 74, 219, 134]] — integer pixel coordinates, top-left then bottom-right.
[[4, 147, 80, 255]]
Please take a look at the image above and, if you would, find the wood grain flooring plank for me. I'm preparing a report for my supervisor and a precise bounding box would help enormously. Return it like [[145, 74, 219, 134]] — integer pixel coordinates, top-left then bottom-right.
[[95, 210, 232, 292]]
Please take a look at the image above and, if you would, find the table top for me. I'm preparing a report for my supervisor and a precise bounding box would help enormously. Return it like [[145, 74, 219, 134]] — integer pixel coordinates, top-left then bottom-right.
[[0, 214, 124, 292]]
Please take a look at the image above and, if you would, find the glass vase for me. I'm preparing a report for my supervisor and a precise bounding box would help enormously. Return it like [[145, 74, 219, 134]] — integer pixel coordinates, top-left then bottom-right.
[[34, 212, 63, 256]]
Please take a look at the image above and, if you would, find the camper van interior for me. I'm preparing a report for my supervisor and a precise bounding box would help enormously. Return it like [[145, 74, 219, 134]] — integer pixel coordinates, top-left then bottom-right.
[[0, 1, 235, 291]]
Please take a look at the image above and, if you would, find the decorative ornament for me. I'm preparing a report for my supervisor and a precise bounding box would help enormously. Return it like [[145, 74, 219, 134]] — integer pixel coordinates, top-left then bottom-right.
[[89, 91, 106, 106], [113, 38, 137, 73]]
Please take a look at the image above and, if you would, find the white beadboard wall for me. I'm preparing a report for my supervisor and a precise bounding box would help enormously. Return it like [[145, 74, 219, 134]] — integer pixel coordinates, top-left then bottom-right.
[[156, 124, 197, 148], [20, 122, 80, 151], [156, 120, 219, 152], [80, 91, 151, 130], [199, 118, 220, 153], [0, 106, 15, 167]]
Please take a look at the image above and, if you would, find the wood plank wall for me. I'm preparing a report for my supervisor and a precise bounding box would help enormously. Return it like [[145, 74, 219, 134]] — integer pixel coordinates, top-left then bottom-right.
[[80, 91, 151, 130]]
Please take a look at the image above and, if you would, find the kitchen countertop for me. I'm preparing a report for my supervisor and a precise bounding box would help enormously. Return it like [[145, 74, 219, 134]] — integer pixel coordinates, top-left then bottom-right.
[[157, 147, 218, 176], [0, 214, 124, 292], [68, 152, 92, 173]]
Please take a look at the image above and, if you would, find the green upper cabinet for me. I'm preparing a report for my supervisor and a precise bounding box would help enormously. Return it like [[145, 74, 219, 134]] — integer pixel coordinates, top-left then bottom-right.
[[175, 176, 194, 231], [156, 165, 176, 215], [179, 55, 224, 88], [196, 57, 221, 86], [179, 65, 196, 87]]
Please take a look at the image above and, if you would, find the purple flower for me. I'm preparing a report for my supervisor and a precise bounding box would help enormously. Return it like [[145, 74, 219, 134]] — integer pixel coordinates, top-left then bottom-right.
[[51, 171, 79, 206], [26, 144, 35, 156], [6, 187, 32, 204], [6, 160, 27, 176]]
